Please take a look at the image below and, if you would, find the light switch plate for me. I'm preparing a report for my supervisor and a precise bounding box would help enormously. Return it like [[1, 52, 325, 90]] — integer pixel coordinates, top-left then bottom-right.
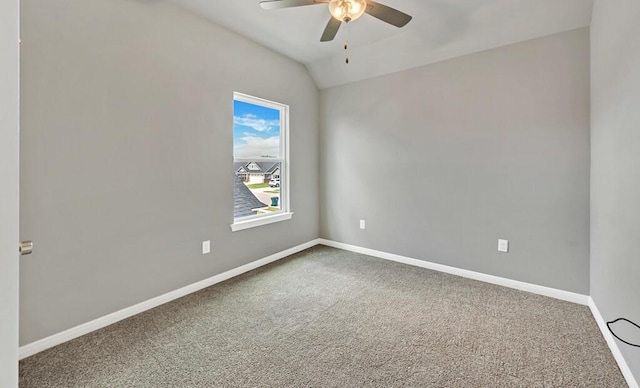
[[360, 220, 366, 230], [498, 239, 509, 253]]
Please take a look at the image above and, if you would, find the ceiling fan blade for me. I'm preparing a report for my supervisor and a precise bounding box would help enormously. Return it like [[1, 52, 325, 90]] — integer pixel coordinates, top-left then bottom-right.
[[320, 17, 342, 42], [259, 0, 327, 10], [365, 0, 412, 28]]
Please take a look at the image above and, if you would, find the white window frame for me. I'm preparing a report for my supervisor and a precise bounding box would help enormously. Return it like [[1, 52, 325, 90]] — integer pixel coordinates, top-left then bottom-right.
[[231, 92, 292, 232]]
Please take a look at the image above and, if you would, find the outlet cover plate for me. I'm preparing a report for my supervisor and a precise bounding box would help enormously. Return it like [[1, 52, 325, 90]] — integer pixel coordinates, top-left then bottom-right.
[[498, 239, 509, 253]]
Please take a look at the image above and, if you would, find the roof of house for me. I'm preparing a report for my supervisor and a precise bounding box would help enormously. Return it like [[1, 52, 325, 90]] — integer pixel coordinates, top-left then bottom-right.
[[261, 162, 280, 174], [233, 174, 267, 218], [234, 161, 280, 175]]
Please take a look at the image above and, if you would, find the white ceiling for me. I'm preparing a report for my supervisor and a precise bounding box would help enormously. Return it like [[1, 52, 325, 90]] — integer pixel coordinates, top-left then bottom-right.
[[168, 0, 593, 89]]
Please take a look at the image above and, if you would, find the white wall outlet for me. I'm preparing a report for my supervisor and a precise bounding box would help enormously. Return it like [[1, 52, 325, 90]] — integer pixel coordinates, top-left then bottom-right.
[[498, 239, 509, 253], [360, 220, 366, 230], [202, 240, 211, 255]]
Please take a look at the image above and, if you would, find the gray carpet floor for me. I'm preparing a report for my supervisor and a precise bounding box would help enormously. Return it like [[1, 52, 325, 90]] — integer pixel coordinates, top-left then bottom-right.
[[19, 246, 627, 387]]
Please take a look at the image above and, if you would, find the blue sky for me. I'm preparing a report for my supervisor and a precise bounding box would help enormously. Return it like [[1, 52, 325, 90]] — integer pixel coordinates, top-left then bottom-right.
[[233, 100, 281, 159]]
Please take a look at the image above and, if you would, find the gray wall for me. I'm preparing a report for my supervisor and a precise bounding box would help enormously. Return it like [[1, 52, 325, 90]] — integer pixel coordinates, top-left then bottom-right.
[[320, 28, 591, 294], [20, 0, 319, 345], [0, 0, 20, 385], [591, 0, 640, 381]]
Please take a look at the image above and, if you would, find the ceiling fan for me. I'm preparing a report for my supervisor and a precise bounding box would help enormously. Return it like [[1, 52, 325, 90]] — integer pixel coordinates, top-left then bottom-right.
[[259, 0, 412, 42]]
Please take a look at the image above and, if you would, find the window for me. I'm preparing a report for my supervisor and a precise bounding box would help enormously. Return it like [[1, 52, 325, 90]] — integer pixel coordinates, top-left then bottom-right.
[[231, 92, 291, 231]]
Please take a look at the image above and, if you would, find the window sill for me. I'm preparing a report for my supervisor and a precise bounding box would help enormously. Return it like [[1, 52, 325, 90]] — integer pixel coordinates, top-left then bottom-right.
[[230, 212, 294, 232]]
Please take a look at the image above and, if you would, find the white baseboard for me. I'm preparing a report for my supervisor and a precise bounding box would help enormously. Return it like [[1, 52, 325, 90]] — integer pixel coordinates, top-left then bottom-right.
[[318, 239, 590, 306], [589, 298, 639, 388], [19, 239, 321, 360]]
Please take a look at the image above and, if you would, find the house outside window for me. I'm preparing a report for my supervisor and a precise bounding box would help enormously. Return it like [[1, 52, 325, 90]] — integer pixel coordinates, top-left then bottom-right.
[[231, 92, 292, 231]]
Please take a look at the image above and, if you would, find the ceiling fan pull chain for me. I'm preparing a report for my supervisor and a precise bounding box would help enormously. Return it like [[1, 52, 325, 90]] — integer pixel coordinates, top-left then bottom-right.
[[345, 21, 349, 64]]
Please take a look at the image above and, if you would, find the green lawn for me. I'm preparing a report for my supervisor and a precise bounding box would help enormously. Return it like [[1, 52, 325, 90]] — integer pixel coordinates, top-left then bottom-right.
[[245, 183, 269, 189]]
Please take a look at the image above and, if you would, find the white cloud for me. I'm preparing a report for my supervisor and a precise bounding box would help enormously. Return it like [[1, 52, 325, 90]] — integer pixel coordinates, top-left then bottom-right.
[[234, 114, 279, 132], [234, 135, 280, 158]]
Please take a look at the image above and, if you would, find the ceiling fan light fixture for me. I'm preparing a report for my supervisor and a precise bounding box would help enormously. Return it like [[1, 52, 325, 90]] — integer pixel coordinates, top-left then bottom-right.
[[328, 0, 367, 23]]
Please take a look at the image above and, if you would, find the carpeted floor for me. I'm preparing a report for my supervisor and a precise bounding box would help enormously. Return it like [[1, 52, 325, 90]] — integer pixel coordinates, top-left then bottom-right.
[[19, 246, 627, 387]]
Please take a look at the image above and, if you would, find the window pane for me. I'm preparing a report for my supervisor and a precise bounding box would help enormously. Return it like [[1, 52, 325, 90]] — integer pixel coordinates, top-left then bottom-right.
[[233, 100, 280, 159], [233, 162, 281, 219]]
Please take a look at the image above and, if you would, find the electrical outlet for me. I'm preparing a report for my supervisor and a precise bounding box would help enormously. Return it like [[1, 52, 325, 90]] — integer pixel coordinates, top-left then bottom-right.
[[360, 220, 366, 230], [498, 239, 509, 253], [202, 240, 211, 255]]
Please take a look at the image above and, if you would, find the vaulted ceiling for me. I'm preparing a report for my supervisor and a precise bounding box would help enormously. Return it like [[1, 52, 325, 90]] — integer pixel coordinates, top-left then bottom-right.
[[168, 0, 593, 89]]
